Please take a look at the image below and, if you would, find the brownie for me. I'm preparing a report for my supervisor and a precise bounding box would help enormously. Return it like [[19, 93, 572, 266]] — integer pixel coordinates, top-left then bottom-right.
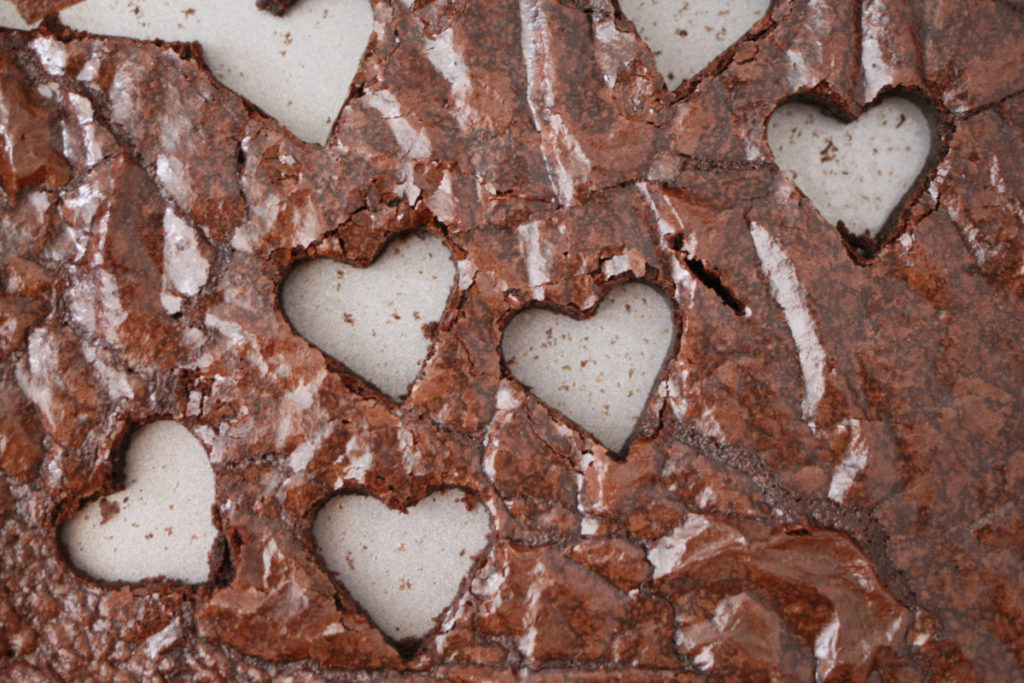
[[255, 0, 302, 17], [1, 0, 1023, 680]]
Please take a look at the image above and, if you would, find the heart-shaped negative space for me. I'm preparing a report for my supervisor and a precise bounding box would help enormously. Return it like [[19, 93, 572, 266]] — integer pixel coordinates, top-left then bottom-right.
[[281, 232, 456, 401], [61, 421, 218, 584], [501, 281, 676, 453], [767, 96, 933, 241], [50, 0, 374, 144], [313, 489, 491, 644], [619, 0, 772, 90]]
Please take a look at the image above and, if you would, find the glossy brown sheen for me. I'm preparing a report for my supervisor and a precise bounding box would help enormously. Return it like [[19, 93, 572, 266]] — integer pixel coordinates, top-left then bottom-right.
[[1, 0, 1023, 680]]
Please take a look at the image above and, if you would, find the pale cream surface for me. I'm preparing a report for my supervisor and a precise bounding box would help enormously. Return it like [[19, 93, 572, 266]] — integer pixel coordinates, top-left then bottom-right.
[[61, 421, 218, 583], [280, 233, 456, 401], [502, 282, 675, 453], [619, 0, 771, 89], [0, 2, 28, 29], [0, 0, 372, 143], [313, 489, 491, 641], [767, 98, 932, 237]]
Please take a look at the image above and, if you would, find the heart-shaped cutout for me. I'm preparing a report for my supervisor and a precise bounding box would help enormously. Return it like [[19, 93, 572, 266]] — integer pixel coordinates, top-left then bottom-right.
[[619, 0, 772, 90], [767, 96, 933, 241], [501, 281, 676, 453], [281, 232, 455, 400], [313, 489, 491, 644], [61, 421, 218, 584], [48, 0, 373, 144], [0, 3, 31, 30]]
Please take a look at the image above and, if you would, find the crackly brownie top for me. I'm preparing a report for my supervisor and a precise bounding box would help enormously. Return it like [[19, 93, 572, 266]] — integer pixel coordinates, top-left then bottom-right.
[[1, 0, 1024, 680]]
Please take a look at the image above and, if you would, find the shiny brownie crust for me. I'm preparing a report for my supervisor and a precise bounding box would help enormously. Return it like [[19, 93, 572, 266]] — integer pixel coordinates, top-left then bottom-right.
[[1, 1, 1023, 679]]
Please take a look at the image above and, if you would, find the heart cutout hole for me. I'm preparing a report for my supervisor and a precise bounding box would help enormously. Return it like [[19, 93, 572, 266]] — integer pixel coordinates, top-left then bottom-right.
[[280, 231, 456, 401], [619, 0, 772, 90], [42, 0, 374, 144], [312, 489, 491, 653], [767, 94, 938, 255], [60, 420, 219, 584], [501, 281, 676, 455]]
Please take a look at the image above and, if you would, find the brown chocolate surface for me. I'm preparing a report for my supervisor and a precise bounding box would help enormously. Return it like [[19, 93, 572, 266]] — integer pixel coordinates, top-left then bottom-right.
[[1, 0, 1023, 680], [255, 0, 302, 16]]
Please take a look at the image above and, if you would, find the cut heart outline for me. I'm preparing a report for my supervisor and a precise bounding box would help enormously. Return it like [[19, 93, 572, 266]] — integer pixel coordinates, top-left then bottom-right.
[[619, 0, 773, 92], [500, 280, 678, 457], [766, 89, 946, 260], [51, 0, 375, 144], [280, 230, 457, 402], [59, 420, 221, 585], [311, 488, 492, 657]]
